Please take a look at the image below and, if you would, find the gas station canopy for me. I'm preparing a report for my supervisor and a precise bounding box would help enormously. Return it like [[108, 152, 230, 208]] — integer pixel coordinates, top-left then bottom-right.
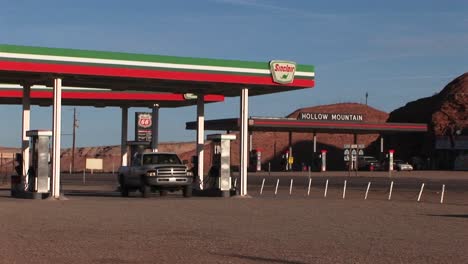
[[186, 117, 428, 134], [0, 44, 315, 95], [0, 85, 224, 107], [0, 44, 315, 198]]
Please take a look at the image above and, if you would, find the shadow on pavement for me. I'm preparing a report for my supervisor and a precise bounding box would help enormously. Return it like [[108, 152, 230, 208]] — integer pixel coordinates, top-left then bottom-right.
[[426, 214, 468, 219], [64, 190, 121, 198], [213, 253, 310, 264]]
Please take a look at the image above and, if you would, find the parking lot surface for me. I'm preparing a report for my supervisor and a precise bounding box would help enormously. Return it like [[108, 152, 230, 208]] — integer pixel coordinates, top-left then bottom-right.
[[1, 171, 467, 263]]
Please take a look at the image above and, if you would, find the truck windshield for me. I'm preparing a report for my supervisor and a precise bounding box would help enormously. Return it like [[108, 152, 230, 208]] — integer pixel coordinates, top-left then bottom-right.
[[142, 154, 182, 165]]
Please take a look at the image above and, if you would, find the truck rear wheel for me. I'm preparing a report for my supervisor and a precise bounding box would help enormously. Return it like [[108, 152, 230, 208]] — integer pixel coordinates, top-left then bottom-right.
[[121, 186, 129, 197], [141, 185, 151, 198], [183, 185, 192, 198], [119, 175, 129, 197]]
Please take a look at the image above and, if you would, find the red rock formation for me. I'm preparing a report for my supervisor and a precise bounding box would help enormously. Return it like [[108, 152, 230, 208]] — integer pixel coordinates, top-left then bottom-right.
[[385, 72, 467, 168]]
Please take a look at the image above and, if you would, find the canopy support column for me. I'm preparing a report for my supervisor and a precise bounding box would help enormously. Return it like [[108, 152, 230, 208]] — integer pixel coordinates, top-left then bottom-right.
[[121, 106, 128, 166], [151, 104, 159, 152], [380, 136, 384, 153], [21, 84, 31, 190], [196, 96, 205, 190], [51, 78, 62, 199], [240, 88, 249, 196], [313, 132, 317, 153]]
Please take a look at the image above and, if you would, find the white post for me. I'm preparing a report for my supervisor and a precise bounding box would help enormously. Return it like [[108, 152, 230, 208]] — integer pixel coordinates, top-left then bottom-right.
[[365, 182, 371, 200], [51, 78, 62, 199], [289, 179, 293, 195], [324, 179, 329, 197], [417, 183, 425, 202], [313, 133, 317, 153], [440, 184, 445, 204], [121, 107, 128, 167], [82, 170, 86, 184], [21, 84, 31, 190], [151, 104, 159, 152], [234, 178, 237, 188], [307, 178, 312, 196], [388, 181, 394, 200], [342, 180, 347, 199], [69, 163, 72, 175], [240, 88, 249, 196], [260, 178, 265, 195], [275, 179, 279, 196], [196, 96, 205, 190]]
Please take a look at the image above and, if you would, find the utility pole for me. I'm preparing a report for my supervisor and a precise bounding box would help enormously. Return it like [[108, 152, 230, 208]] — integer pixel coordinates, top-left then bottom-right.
[[71, 108, 78, 173], [365, 92, 368, 105]]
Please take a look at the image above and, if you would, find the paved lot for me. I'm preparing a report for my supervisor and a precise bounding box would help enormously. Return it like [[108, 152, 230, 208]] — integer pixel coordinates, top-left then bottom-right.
[[0, 171, 467, 263]]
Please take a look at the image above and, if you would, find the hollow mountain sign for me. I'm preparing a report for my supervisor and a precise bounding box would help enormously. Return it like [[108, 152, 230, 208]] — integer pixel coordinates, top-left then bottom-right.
[[270, 60, 296, 84]]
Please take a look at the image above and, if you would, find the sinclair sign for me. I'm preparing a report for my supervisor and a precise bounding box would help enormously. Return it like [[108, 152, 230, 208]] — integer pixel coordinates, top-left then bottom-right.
[[270, 60, 296, 84]]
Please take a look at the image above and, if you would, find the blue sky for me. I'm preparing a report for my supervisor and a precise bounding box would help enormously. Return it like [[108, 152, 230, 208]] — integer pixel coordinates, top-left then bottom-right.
[[0, 0, 467, 147]]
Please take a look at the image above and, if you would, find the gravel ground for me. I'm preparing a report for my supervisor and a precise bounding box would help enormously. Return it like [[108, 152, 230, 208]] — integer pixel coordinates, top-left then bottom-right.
[[1, 193, 467, 263], [0, 171, 467, 264]]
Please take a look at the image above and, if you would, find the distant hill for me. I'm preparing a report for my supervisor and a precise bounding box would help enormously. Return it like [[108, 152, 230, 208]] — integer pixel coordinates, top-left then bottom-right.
[[384, 72, 467, 167]]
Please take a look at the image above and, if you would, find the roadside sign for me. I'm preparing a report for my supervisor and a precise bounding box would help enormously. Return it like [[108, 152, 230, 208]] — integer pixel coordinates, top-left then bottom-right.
[[358, 149, 364, 156], [351, 149, 357, 156], [344, 149, 350, 155]]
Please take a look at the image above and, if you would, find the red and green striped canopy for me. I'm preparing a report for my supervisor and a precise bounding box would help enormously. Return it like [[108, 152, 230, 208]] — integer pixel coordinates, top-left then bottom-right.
[[0, 44, 315, 96]]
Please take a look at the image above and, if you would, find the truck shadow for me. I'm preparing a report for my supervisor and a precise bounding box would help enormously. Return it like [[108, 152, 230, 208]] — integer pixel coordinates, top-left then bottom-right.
[[426, 214, 468, 219]]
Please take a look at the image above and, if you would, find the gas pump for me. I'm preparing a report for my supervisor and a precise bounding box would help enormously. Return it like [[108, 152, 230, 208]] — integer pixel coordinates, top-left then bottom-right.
[[249, 149, 262, 172], [12, 130, 52, 199], [320, 149, 327, 172], [388, 149, 395, 172], [205, 134, 236, 197], [126, 141, 151, 165], [27, 130, 52, 194]]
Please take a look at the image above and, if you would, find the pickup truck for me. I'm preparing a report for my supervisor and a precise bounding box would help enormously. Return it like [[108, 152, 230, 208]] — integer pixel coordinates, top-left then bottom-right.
[[118, 152, 193, 198]]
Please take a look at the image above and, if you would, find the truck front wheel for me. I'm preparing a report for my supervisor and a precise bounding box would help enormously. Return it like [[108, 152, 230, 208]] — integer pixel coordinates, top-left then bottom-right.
[[141, 184, 151, 198], [183, 185, 192, 198]]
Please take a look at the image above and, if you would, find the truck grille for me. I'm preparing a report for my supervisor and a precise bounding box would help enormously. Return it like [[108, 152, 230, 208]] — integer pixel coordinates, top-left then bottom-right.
[[157, 167, 187, 177]]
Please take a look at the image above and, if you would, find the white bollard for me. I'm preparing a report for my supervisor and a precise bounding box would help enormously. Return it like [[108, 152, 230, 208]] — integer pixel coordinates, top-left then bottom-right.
[[388, 181, 394, 200], [440, 184, 445, 204], [342, 180, 347, 199], [365, 182, 371, 200], [83, 170, 86, 185], [69, 163, 72, 175], [307, 178, 312, 196], [324, 179, 329, 197], [417, 183, 425, 202], [275, 179, 279, 196], [260, 178, 265, 195], [289, 179, 293, 195], [234, 178, 237, 188]]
